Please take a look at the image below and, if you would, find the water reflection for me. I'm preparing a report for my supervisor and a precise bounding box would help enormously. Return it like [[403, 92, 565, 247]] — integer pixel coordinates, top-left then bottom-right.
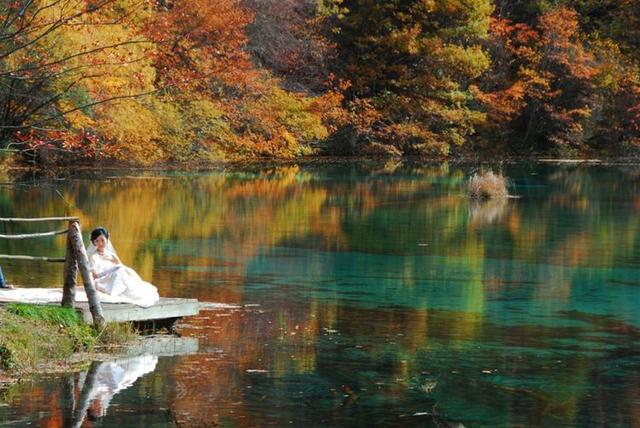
[[70, 355, 158, 426], [0, 337, 199, 427], [468, 197, 510, 229], [1, 162, 640, 426]]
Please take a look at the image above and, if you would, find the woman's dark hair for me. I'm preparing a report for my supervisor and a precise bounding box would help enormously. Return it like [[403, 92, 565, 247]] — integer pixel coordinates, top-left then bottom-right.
[[90, 227, 109, 243]]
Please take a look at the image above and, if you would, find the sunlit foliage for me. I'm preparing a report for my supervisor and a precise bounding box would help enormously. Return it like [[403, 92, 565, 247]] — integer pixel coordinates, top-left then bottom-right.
[[0, 0, 342, 164], [2, 0, 640, 164], [329, 0, 493, 157]]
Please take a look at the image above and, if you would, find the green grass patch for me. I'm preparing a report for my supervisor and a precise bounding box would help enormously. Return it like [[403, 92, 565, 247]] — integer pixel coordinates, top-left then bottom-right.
[[0, 304, 138, 372], [5, 303, 96, 353], [6, 303, 83, 327], [0, 310, 79, 370]]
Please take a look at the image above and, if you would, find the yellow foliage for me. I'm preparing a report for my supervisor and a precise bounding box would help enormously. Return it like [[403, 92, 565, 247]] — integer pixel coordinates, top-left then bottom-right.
[[5, 0, 346, 163], [232, 83, 332, 157], [94, 100, 164, 164]]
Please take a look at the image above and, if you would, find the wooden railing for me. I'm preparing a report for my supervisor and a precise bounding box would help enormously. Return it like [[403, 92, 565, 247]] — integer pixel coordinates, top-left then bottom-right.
[[0, 217, 105, 327]]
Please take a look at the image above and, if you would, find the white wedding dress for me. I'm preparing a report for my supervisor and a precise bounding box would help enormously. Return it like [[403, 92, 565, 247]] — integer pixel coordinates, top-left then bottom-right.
[[87, 242, 159, 308]]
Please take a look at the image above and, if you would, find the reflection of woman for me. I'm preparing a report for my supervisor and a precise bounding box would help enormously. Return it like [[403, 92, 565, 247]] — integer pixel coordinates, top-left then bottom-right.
[[88, 227, 159, 307], [69, 354, 158, 426], [88, 354, 159, 418]]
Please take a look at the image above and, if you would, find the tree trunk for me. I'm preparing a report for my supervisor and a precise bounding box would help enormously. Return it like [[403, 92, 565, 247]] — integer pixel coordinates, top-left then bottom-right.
[[68, 221, 105, 328], [62, 222, 78, 307]]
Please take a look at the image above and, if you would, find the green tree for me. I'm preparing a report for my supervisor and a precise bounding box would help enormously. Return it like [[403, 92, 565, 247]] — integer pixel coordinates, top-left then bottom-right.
[[332, 0, 493, 156]]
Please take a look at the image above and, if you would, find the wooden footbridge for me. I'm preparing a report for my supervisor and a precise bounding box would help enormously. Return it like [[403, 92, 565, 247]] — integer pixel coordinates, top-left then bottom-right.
[[0, 217, 200, 327]]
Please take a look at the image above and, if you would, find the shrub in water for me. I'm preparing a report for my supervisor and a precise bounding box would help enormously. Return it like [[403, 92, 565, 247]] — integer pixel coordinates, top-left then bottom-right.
[[467, 171, 508, 199]]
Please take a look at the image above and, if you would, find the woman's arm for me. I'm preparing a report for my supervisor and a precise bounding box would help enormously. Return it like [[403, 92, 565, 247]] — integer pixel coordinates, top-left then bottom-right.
[[88, 256, 99, 280], [89, 252, 118, 279]]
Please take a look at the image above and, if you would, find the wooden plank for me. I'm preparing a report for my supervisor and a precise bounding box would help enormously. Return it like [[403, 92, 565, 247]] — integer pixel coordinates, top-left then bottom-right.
[[0, 216, 80, 222], [0, 254, 65, 262], [0, 229, 67, 239], [75, 297, 200, 324]]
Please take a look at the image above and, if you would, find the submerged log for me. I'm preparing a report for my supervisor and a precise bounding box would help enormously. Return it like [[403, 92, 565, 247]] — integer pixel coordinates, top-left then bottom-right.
[[68, 221, 104, 328]]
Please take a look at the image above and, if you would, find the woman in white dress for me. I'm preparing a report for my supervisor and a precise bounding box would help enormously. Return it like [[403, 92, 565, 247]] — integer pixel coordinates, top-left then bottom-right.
[[88, 227, 159, 307]]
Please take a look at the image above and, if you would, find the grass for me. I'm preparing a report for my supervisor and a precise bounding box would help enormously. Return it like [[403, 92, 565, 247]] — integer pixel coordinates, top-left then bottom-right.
[[0, 304, 137, 372], [467, 170, 508, 199], [6, 303, 85, 327], [94, 321, 138, 349]]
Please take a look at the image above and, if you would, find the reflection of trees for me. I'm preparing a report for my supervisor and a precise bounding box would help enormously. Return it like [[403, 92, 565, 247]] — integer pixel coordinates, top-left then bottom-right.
[[507, 164, 640, 269], [4, 163, 640, 316], [171, 301, 325, 426], [4, 163, 640, 279], [3, 163, 640, 425]]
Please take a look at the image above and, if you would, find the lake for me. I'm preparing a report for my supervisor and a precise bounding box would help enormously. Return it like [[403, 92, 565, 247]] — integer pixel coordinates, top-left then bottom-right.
[[1, 161, 640, 427]]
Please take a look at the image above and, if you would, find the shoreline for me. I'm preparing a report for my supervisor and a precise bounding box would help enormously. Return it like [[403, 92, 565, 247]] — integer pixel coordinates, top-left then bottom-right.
[[0, 305, 138, 389], [5, 154, 640, 174], [0, 333, 199, 388]]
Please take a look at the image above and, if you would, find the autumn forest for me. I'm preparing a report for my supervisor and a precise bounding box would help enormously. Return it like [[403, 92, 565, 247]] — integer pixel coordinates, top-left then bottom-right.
[[1, 0, 639, 165]]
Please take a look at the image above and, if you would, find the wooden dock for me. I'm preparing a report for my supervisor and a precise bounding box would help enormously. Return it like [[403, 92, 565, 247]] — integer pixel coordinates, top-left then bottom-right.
[[0, 217, 203, 327], [74, 297, 200, 324]]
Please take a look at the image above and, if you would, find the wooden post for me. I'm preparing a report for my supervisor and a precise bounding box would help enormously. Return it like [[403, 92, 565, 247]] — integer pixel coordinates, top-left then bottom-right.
[[68, 221, 105, 328], [62, 222, 78, 308]]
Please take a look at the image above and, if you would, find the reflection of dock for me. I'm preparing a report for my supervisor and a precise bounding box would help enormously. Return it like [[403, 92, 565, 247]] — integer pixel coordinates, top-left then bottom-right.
[[124, 335, 200, 357], [74, 297, 200, 324]]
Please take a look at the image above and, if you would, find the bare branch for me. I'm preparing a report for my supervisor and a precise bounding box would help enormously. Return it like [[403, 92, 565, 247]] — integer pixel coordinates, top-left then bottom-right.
[[0, 0, 118, 60]]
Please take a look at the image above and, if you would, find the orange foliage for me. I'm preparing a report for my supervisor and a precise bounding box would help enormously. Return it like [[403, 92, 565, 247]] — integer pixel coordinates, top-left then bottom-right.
[[538, 8, 599, 82], [6, 1, 640, 163], [475, 7, 602, 153], [144, 0, 256, 90]]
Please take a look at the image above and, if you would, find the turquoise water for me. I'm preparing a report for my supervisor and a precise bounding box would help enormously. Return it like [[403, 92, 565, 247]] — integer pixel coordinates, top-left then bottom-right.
[[1, 161, 640, 427]]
